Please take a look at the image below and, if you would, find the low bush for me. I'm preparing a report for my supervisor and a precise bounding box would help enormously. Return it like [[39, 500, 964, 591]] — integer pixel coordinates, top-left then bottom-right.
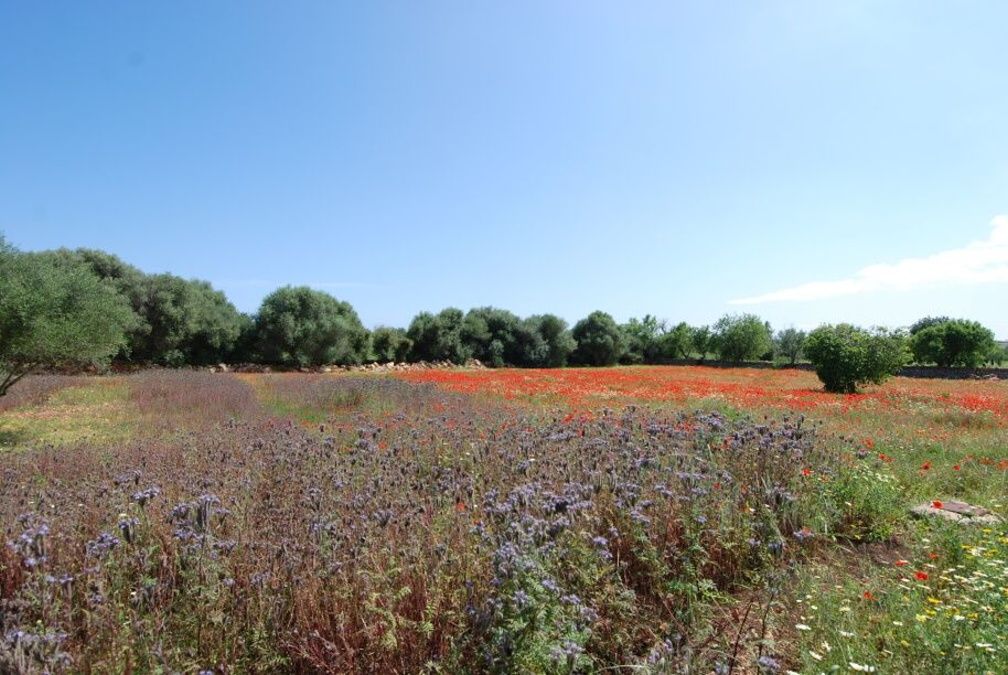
[[804, 324, 909, 393]]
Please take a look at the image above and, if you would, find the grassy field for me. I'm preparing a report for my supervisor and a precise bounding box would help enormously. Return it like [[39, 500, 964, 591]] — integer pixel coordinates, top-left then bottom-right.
[[1, 367, 1005, 673]]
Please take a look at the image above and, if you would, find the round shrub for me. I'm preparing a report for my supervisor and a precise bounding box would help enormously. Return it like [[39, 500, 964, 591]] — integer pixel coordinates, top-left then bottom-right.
[[254, 286, 369, 367], [804, 324, 909, 393], [570, 311, 625, 366]]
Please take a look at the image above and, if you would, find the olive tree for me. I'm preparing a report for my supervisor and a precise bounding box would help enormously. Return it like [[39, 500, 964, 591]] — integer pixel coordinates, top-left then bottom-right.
[[126, 274, 245, 366], [712, 313, 772, 362], [570, 311, 626, 366], [909, 318, 996, 368], [690, 325, 713, 362], [462, 307, 544, 367], [525, 314, 577, 367], [37, 248, 244, 366], [370, 326, 412, 363], [774, 327, 807, 366], [620, 315, 666, 364], [406, 308, 471, 364], [0, 239, 135, 396], [254, 286, 369, 367], [661, 322, 695, 360]]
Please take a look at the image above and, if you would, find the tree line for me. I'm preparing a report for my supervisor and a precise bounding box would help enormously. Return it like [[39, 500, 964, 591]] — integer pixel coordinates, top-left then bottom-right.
[[1, 238, 1005, 396]]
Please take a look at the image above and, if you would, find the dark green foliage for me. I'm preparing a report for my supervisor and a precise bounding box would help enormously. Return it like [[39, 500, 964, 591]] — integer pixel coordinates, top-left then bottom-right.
[[690, 325, 713, 362], [987, 343, 1008, 366], [774, 328, 807, 366], [0, 239, 135, 395], [525, 314, 577, 367], [36, 248, 244, 366], [254, 286, 369, 367], [804, 324, 909, 393], [370, 326, 412, 363], [570, 311, 626, 366], [128, 275, 246, 366], [661, 322, 695, 360], [711, 314, 772, 362], [230, 314, 258, 363], [405, 307, 575, 368], [909, 318, 996, 368], [620, 315, 666, 364], [462, 307, 544, 367], [406, 308, 471, 364], [909, 316, 951, 335]]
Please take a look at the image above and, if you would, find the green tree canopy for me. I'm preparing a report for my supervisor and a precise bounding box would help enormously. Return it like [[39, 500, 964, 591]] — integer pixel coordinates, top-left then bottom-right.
[[909, 316, 951, 335], [0, 239, 135, 395], [712, 313, 772, 362], [910, 318, 996, 368], [660, 322, 695, 360], [460, 307, 553, 367], [804, 324, 909, 393], [370, 326, 412, 363], [128, 275, 246, 366], [35, 248, 243, 366], [690, 325, 713, 362], [406, 308, 471, 364], [525, 314, 577, 368], [620, 315, 666, 364], [774, 327, 807, 366], [570, 311, 626, 366], [254, 286, 369, 367]]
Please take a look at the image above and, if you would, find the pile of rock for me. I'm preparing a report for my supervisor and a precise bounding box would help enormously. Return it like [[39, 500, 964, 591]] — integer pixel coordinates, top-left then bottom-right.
[[210, 360, 487, 374], [910, 500, 1003, 526], [328, 359, 487, 373]]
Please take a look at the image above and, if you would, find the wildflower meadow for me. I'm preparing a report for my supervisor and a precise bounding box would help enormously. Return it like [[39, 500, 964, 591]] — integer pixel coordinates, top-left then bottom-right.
[[1, 366, 1006, 673]]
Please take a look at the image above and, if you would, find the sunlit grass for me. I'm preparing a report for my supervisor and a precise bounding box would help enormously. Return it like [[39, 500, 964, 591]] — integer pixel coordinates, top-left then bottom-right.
[[0, 380, 135, 448], [2, 366, 1006, 671], [400, 365, 1008, 670]]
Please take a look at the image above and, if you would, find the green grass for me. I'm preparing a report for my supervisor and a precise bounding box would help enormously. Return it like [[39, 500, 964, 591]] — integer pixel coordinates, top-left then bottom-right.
[[241, 373, 407, 426], [0, 381, 135, 449], [794, 521, 1008, 673]]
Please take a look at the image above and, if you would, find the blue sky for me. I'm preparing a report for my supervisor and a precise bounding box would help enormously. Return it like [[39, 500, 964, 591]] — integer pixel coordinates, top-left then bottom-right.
[[2, 2, 1006, 335]]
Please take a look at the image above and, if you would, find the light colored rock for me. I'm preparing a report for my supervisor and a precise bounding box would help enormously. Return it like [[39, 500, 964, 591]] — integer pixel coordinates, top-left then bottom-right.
[[911, 501, 1003, 526]]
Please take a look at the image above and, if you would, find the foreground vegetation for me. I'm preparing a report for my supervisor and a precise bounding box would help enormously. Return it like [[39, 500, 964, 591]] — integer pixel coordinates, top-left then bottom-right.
[[2, 367, 1006, 672]]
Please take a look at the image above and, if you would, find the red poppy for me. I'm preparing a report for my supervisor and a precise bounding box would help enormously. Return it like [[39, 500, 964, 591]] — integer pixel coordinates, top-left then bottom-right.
[[862, 590, 875, 601], [952, 464, 961, 471], [915, 571, 929, 581], [801, 467, 812, 477], [894, 559, 908, 567], [931, 500, 943, 509], [921, 461, 932, 471]]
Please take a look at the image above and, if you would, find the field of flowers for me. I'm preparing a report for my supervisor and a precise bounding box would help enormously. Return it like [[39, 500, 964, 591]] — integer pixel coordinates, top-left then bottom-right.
[[1, 366, 1006, 673]]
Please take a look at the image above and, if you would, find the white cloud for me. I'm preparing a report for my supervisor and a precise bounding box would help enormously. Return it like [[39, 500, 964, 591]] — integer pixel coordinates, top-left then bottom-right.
[[730, 215, 1008, 305]]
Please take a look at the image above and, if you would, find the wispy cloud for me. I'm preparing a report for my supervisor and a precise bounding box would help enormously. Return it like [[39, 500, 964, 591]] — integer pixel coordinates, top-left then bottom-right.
[[730, 215, 1008, 305]]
